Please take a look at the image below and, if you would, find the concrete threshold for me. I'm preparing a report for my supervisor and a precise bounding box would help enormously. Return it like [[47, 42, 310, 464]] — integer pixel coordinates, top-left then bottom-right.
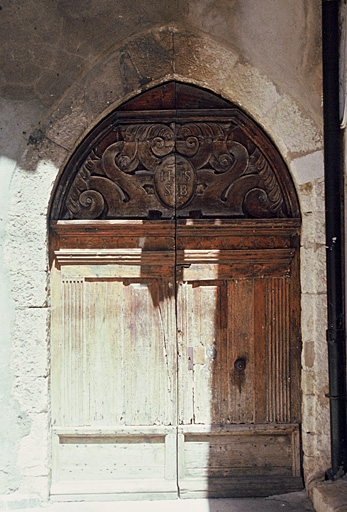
[[311, 477, 347, 512]]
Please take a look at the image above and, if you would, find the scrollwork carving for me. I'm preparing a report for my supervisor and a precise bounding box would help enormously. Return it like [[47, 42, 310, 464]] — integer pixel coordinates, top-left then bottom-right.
[[63, 120, 288, 220], [251, 148, 285, 217]]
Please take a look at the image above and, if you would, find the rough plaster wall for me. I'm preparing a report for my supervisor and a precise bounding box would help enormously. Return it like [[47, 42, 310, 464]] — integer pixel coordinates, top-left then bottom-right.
[[0, 0, 322, 123], [0, 0, 327, 504]]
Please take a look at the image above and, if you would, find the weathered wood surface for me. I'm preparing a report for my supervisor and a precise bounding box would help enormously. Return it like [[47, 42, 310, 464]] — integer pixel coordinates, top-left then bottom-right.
[[51, 426, 177, 498], [51, 217, 301, 499], [50, 218, 298, 251], [51, 221, 177, 498], [178, 424, 301, 497], [117, 82, 232, 111]]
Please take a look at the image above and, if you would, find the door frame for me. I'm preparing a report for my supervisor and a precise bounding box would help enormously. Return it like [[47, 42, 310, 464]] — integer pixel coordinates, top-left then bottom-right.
[[49, 81, 302, 499]]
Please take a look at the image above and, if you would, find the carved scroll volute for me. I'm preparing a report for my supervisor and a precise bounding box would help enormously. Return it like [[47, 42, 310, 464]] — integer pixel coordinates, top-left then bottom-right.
[[65, 152, 106, 219], [176, 123, 214, 169], [223, 148, 286, 218], [202, 137, 250, 198]]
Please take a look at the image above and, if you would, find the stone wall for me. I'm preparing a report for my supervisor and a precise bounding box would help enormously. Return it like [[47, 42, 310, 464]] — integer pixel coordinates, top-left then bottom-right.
[[0, 1, 327, 505]]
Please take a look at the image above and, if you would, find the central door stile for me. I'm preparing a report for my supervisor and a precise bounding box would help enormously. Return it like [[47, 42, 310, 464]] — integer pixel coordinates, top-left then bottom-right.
[[174, 172, 180, 495]]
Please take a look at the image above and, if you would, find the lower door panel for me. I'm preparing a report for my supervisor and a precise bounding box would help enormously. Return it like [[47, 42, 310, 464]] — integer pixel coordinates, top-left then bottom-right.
[[51, 427, 177, 500], [178, 424, 302, 498]]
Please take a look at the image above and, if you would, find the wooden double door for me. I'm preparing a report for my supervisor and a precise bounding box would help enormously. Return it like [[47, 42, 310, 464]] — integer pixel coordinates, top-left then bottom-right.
[[50, 218, 302, 500]]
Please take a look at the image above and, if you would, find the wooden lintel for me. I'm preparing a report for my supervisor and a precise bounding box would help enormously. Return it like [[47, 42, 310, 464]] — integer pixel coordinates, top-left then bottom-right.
[[54, 248, 175, 266]]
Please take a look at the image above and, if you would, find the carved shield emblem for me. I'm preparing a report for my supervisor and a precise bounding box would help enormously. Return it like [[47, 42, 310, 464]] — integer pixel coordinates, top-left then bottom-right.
[[154, 154, 196, 209]]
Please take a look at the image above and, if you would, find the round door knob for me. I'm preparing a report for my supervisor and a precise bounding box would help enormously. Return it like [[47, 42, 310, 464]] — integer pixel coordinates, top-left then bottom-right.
[[206, 345, 217, 360], [234, 358, 246, 371]]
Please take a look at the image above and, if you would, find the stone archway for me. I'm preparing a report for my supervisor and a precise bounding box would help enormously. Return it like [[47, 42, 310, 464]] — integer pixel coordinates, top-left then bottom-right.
[[2, 26, 325, 502]]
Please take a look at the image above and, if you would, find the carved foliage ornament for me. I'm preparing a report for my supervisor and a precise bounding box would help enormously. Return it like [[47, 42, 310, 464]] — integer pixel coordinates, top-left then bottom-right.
[[63, 121, 288, 220]]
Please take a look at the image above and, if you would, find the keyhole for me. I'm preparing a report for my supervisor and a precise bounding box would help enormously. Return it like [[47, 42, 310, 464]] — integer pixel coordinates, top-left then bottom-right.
[[234, 358, 246, 371]]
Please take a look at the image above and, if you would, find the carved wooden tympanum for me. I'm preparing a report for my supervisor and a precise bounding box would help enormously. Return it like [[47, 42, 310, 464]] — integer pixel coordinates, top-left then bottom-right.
[[64, 121, 286, 220], [51, 83, 299, 221], [50, 83, 302, 501]]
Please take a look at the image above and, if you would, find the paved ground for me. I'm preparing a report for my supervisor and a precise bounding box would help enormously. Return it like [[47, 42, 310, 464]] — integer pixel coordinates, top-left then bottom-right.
[[7, 492, 314, 512], [312, 477, 347, 512]]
